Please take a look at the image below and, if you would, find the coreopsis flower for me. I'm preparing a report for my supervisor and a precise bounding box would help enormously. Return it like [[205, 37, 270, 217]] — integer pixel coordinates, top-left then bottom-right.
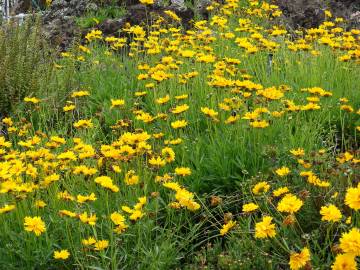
[[255, 216, 276, 239], [252, 181, 270, 195], [57, 151, 77, 161], [111, 99, 125, 109], [289, 247, 311, 270], [0, 204, 16, 214], [73, 119, 94, 129], [171, 120, 188, 129], [224, 115, 240, 124], [79, 212, 97, 226], [174, 188, 200, 211], [57, 191, 75, 201], [53, 250, 70, 260], [95, 176, 119, 192], [320, 204, 342, 222], [180, 50, 196, 58], [344, 184, 360, 210], [139, 0, 153, 5], [148, 156, 166, 167], [110, 212, 128, 234], [124, 170, 139, 185], [82, 237, 97, 246], [129, 210, 144, 221], [0, 137, 12, 148], [346, 217, 352, 224], [71, 91, 90, 98], [34, 200, 47, 209], [24, 216, 46, 236], [24, 97, 41, 104], [161, 147, 175, 163], [242, 203, 259, 213], [76, 193, 97, 204], [340, 105, 354, 113], [201, 107, 219, 118], [175, 94, 188, 100], [339, 228, 360, 256], [174, 167, 191, 176], [250, 120, 269, 128], [331, 253, 357, 270], [59, 210, 77, 218], [337, 152, 354, 164], [94, 240, 109, 251], [164, 10, 181, 21], [277, 194, 303, 214], [171, 104, 189, 114], [273, 187, 290, 197], [2, 117, 13, 126], [220, 220, 236, 236], [275, 166, 291, 177], [156, 95, 170, 105]]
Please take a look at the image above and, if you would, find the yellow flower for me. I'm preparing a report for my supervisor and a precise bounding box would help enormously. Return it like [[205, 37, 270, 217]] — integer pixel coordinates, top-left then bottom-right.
[[59, 209, 77, 218], [95, 176, 119, 192], [164, 10, 181, 21], [94, 240, 109, 251], [201, 107, 219, 118], [290, 148, 305, 157], [79, 212, 97, 226], [277, 194, 303, 214], [175, 167, 191, 176], [171, 104, 189, 114], [224, 115, 240, 124], [35, 200, 47, 209], [331, 253, 357, 270], [339, 228, 360, 256], [171, 120, 188, 129], [161, 147, 175, 163], [57, 151, 77, 161], [320, 204, 342, 222], [71, 91, 90, 98], [156, 95, 170, 104], [250, 120, 269, 128], [124, 170, 139, 185], [24, 216, 46, 236], [242, 203, 259, 213], [0, 204, 16, 214], [220, 220, 236, 236], [73, 119, 94, 129], [340, 105, 354, 113], [273, 187, 289, 197], [111, 99, 125, 109], [289, 247, 311, 270], [24, 97, 41, 104], [76, 193, 97, 204], [275, 166, 291, 177], [82, 236, 96, 246], [148, 156, 166, 167], [344, 184, 360, 210], [2, 117, 13, 126], [129, 210, 144, 221], [53, 249, 70, 260], [252, 181, 270, 195], [255, 216, 276, 239], [139, 0, 153, 5], [110, 212, 128, 234]]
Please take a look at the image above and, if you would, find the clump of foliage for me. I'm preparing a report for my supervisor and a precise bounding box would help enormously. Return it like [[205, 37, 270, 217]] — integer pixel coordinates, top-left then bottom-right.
[[0, 18, 54, 117]]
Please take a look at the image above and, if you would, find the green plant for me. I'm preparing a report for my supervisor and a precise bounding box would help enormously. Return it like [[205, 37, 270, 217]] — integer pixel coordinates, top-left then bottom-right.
[[0, 17, 53, 117]]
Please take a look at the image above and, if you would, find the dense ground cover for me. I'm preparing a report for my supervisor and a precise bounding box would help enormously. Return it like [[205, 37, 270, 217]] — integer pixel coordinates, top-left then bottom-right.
[[0, 0, 359, 269]]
